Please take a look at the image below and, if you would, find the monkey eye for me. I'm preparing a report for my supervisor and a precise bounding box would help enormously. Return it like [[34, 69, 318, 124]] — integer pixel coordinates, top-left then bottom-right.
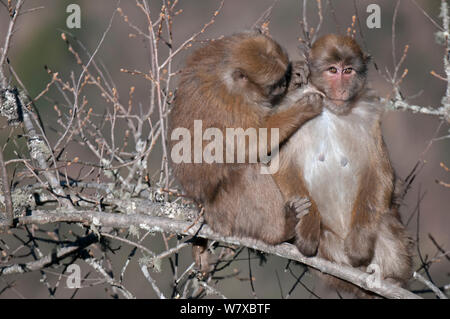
[[328, 67, 338, 74], [343, 68, 353, 74]]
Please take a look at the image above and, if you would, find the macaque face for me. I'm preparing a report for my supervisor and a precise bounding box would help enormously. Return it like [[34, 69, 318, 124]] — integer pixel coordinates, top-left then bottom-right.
[[308, 34, 369, 113], [321, 63, 357, 102]]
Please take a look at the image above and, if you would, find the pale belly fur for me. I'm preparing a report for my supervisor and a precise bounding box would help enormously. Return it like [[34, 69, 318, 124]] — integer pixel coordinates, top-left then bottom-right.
[[283, 107, 378, 237]]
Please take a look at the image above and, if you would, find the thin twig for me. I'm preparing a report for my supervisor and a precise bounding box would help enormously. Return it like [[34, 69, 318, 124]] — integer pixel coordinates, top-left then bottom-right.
[[0, 0, 24, 87], [413, 272, 448, 299]]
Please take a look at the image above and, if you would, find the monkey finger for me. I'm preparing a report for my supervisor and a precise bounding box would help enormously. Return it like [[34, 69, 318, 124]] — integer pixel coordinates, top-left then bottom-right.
[[287, 196, 312, 216], [309, 94, 325, 111], [294, 197, 311, 208], [294, 202, 311, 212], [296, 209, 310, 219], [288, 196, 311, 206], [298, 93, 322, 110], [294, 200, 312, 210]]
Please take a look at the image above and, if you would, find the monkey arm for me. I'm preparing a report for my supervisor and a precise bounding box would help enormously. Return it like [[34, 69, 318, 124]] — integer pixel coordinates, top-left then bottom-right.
[[273, 162, 321, 257], [264, 93, 323, 156]]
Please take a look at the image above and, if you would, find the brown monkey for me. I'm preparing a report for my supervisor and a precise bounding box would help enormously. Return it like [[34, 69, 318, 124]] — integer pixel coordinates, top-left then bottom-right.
[[275, 34, 413, 294], [169, 32, 322, 261]]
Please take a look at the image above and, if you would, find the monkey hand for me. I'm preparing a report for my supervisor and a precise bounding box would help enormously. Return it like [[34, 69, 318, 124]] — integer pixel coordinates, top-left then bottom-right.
[[344, 226, 377, 267], [287, 196, 320, 257], [287, 196, 311, 219], [289, 60, 309, 90], [299, 92, 324, 114]]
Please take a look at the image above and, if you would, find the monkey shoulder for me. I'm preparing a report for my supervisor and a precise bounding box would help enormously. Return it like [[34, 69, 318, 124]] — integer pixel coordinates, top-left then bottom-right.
[[352, 89, 384, 122], [361, 88, 381, 103]]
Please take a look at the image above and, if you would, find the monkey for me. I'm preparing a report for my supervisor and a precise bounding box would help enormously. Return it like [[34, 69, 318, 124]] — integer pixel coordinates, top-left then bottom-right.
[[274, 34, 413, 296], [168, 32, 323, 272]]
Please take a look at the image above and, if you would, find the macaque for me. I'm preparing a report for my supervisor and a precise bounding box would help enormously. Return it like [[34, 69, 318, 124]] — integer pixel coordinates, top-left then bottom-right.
[[169, 32, 322, 268], [275, 34, 413, 295]]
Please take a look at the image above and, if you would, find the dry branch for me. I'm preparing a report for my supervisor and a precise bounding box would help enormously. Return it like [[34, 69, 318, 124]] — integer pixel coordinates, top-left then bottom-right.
[[15, 207, 421, 299]]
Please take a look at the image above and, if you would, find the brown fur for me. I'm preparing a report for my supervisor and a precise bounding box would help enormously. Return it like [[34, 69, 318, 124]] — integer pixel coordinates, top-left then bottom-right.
[[169, 32, 322, 261], [275, 34, 413, 296]]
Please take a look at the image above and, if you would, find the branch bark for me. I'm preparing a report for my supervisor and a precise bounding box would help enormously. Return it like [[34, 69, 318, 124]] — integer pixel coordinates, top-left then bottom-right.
[[16, 208, 421, 299], [0, 0, 24, 87], [0, 233, 97, 275]]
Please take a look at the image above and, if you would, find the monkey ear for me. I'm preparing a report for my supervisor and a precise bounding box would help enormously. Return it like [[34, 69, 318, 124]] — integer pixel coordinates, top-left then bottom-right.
[[232, 69, 248, 83]]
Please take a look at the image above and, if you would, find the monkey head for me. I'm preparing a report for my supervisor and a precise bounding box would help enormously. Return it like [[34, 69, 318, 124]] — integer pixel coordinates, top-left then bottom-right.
[[308, 34, 371, 114], [220, 33, 292, 106]]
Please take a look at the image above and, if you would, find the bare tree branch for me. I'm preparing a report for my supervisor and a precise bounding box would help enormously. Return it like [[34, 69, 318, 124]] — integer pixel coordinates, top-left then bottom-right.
[[16, 208, 421, 299]]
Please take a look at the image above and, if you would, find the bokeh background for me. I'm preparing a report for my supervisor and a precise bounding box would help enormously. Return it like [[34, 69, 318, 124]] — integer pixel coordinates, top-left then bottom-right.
[[0, 0, 448, 298]]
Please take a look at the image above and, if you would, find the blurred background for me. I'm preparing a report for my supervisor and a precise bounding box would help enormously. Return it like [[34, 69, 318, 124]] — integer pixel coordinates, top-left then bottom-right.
[[0, 0, 448, 298]]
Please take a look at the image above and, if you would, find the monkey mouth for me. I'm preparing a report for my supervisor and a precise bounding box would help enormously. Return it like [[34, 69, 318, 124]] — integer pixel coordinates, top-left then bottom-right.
[[327, 97, 348, 105], [328, 91, 353, 103]]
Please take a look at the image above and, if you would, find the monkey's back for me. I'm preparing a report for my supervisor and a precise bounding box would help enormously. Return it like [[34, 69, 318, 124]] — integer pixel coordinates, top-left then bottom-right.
[[168, 32, 298, 244]]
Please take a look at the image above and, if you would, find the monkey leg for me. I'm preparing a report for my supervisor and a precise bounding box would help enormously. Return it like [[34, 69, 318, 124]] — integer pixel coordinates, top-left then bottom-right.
[[344, 166, 393, 267], [312, 228, 377, 298], [344, 201, 377, 267], [316, 210, 412, 298], [273, 165, 321, 257], [371, 209, 414, 286], [293, 203, 321, 257], [344, 218, 377, 268], [205, 165, 295, 244]]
